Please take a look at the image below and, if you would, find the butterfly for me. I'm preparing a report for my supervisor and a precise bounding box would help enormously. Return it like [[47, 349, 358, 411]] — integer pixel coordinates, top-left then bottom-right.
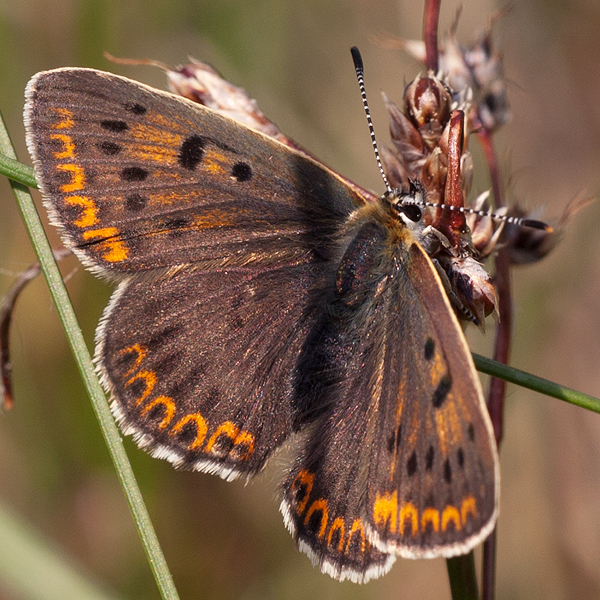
[[23, 56, 498, 583]]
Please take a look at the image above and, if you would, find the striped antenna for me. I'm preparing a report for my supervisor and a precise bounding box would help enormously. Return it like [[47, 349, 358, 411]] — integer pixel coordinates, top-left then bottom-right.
[[351, 46, 392, 194], [403, 194, 553, 231], [350, 47, 552, 233]]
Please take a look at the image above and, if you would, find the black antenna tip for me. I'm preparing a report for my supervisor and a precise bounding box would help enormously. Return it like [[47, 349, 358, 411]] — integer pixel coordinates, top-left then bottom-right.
[[521, 219, 554, 232], [350, 46, 363, 71]]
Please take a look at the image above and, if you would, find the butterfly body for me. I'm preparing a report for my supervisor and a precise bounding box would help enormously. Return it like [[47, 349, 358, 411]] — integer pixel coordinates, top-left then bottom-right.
[[24, 67, 499, 583]]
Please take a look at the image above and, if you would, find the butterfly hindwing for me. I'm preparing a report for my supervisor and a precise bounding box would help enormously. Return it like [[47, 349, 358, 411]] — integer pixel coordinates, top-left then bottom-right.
[[99, 263, 333, 480]]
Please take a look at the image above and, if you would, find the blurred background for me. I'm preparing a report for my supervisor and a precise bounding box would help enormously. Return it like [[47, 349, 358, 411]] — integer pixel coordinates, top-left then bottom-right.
[[1, 0, 600, 598]]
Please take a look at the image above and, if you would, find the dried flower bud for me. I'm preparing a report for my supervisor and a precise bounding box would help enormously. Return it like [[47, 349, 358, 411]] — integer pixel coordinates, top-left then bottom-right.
[[465, 191, 502, 258], [165, 59, 284, 140], [380, 144, 410, 189], [382, 8, 510, 134], [404, 75, 452, 148], [432, 111, 469, 248], [383, 92, 423, 157], [501, 205, 559, 265], [444, 255, 499, 328], [460, 28, 510, 132]]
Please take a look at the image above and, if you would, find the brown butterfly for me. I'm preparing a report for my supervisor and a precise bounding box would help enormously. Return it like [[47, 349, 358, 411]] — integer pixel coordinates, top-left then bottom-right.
[[24, 54, 498, 582]]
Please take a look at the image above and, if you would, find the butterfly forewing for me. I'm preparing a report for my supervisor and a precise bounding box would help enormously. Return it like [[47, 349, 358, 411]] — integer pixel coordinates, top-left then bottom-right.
[[364, 243, 499, 557], [24, 69, 357, 276]]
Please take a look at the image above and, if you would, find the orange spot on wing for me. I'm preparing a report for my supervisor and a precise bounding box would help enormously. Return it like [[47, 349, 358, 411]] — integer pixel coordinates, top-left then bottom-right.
[[170, 413, 208, 450], [57, 163, 85, 192], [130, 123, 181, 152], [461, 495, 477, 525], [446, 400, 463, 444], [304, 499, 328, 538], [205, 421, 237, 454], [407, 410, 420, 452], [441, 505, 462, 532], [51, 108, 74, 129], [140, 396, 176, 429], [434, 411, 451, 456], [291, 470, 314, 516], [82, 227, 129, 262], [435, 397, 465, 456], [64, 195, 98, 227], [428, 350, 447, 386], [202, 149, 229, 176], [372, 491, 398, 534], [125, 369, 157, 405], [421, 507, 440, 532], [129, 144, 178, 163], [50, 133, 75, 159], [120, 344, 147, 378], [193, 209, 235, 230], [346, 519, 367, 554], [146, 112, 188, 133], [327, 517, 345, 551], [399, 502, 419, 537], [231, 430, 255, 460], [204, 421, 254, 459]]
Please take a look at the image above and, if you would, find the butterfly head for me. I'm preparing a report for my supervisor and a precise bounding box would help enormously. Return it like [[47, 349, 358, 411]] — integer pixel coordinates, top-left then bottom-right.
[[383, 179, 428, 232]]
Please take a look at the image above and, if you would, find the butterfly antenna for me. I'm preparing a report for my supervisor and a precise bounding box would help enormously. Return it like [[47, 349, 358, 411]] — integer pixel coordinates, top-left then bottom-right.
[[351, 46, 392, 194], [404, 195, 554, 231], [350, 48, 552, 233]]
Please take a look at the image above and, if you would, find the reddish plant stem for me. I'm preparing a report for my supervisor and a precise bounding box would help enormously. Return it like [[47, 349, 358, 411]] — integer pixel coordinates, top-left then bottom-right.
[[1, 247, 72, 410], [477, 128, 510, 440], [423, 0, 441, 72], [477, 127, 512, 600]]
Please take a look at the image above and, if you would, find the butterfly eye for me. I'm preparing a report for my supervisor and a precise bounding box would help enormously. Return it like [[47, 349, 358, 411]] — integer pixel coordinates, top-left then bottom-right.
[[397, 204, 423, 223]]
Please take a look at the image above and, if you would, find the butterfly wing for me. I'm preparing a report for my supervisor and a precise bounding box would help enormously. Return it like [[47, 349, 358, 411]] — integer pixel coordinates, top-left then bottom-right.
[[24, 68, 361, 478], [99, 264, 327, 480], [24, 68, 357, 276], [281, 211, 498, 581]]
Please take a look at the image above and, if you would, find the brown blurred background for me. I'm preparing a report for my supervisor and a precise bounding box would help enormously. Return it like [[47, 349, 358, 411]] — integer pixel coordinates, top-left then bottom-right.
[[1, 0, 599, 599]]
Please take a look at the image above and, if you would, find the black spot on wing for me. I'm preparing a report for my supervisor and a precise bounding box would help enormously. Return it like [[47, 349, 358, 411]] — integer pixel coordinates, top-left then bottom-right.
[[432, 375, 452, 408], [231, 162, 252, 182], [100, 120, 128, 133], [121, 167, 149, 182], [467, 423, 475, 442], [387, 424, 402, 453], [171, 420, 198, 446], [124, 102, 147, 115], [98, 141, 122, 155], [179, 135, 205, 170], [407, 450, 417, 476], [424, 337, 435, 361], [426, 445, 434, 470], [165, 215, 193, 237], [126, 193, 148, 211], [444, 458, 452, 483]]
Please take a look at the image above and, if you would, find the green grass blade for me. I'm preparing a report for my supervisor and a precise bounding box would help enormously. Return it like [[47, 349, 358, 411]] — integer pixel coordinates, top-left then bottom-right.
[[0, 114, 180, 600], [473, 353, 600, 414], [0, 154, 598, 416], [0, 152, 37, 188], [0, 500, 124, 600]]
